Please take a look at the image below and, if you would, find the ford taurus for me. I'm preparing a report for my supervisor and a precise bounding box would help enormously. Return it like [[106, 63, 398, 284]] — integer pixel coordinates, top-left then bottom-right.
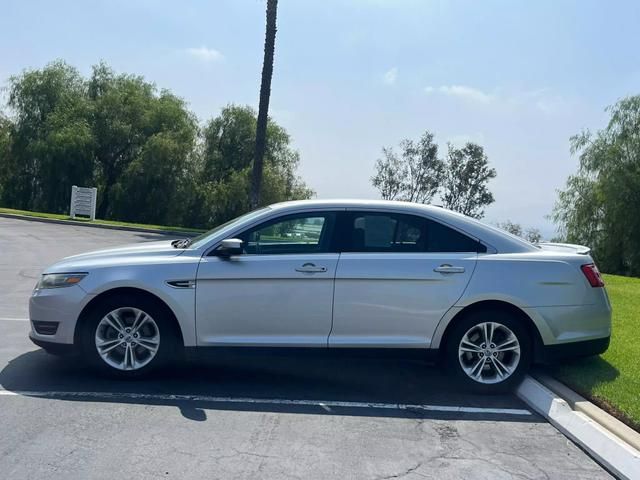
[[29, 200, 611, 391]]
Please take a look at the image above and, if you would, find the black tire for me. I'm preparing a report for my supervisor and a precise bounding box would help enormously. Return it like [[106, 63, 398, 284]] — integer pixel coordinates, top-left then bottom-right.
[[444, 309, 532, 394], [79, 294, 180, 378]]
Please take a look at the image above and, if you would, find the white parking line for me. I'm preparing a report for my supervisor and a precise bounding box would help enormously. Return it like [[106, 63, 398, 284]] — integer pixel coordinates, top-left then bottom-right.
[[0, 390, 532, 415], [0, 317, 29, 322]]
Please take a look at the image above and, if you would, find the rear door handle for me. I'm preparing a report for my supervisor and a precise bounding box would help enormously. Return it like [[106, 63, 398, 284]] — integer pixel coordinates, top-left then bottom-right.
[[434, 264, 465, 274], [295, 262, 327, 273]]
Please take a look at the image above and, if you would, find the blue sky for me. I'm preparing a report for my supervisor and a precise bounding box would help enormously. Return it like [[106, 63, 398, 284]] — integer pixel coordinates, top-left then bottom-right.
[[2, 0, 639, 236]]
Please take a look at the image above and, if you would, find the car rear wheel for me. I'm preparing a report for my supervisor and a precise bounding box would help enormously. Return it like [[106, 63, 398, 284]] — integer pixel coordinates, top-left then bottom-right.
[[445, 309, 531, 393], [80, 295, 178, 377]]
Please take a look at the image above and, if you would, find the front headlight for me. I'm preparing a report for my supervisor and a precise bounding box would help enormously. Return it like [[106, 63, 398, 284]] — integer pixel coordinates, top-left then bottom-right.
[[37, 273, 88, 289]]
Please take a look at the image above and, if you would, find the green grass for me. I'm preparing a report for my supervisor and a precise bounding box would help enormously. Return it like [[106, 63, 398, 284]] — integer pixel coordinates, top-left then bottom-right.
[[0, 207, 205, 234], [550, 274, 640, 430], [0, 207, 69, 221]]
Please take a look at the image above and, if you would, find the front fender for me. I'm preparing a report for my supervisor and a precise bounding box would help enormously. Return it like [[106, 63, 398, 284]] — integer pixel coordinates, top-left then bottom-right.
[[79, 261, 199, 347]]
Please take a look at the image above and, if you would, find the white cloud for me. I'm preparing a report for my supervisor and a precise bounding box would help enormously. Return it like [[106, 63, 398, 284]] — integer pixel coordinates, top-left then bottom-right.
[[424, 84, 568, 114], [425, 84, 494, 103], [184, 46, 223, 63], [383, 67, 398, 85]]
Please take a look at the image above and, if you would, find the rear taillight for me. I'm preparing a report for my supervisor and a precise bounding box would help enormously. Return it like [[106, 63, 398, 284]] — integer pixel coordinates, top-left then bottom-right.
[[581, 263, 605, 287]]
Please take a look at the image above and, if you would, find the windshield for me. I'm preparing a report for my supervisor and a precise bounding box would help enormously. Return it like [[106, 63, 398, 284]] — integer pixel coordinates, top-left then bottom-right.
[[187, 207, 272, 249]]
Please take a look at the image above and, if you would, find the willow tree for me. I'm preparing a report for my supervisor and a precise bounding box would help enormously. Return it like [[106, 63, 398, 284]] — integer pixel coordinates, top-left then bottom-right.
[[552, 96, 640, 275]]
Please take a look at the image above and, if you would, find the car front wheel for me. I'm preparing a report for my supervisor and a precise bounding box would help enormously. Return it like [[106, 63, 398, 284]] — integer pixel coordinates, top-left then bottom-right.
[[80, 295, 178, 377], [445, 309, 531, 393]]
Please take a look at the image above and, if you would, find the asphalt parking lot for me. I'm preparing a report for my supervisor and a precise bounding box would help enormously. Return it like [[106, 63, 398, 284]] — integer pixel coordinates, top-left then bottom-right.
[[0, 217, 612, 479]]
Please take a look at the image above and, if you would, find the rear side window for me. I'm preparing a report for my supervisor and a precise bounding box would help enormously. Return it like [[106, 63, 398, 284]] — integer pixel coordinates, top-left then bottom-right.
[[426, 219, 486, 253], [344, 212, 486, 253]]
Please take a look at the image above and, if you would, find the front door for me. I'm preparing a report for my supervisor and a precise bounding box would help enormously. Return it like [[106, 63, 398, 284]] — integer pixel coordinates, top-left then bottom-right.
[[195, 212, 338, 346], [329, 211, 482, 348]]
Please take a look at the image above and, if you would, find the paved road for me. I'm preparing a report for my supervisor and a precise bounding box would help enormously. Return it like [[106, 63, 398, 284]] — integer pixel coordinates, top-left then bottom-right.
[[0, 217, 611, 479]]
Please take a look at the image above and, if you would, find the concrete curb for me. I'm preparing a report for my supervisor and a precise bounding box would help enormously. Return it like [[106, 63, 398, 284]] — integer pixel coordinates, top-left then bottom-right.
[[0, 212, 201, 237], [534, 372, 640, 452], [517, 375, 640, 479]]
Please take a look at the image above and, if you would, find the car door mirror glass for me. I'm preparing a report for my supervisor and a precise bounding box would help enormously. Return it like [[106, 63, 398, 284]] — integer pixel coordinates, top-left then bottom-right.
[[217, 238, 244, 256]]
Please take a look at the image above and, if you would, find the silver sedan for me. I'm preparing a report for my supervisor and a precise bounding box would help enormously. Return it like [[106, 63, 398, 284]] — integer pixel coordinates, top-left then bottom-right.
[[29, 200, 611, 392]]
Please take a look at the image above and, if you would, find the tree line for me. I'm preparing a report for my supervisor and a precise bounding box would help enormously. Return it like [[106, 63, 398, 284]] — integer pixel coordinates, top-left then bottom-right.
[[6, 60, 629, 272], [553, 95, 640, 276], [0, 61, 311, 229], [371, 131, 497, 219]]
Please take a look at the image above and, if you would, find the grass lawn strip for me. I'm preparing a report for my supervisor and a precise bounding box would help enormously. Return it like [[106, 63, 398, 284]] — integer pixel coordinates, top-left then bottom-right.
[[0, 207, 205, 234], [551, 274, 640, 431]]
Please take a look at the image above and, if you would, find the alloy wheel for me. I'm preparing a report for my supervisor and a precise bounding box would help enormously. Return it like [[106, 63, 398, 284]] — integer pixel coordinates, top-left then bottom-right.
[[94, 307, 160, 371], [458, 321, 521, 384]]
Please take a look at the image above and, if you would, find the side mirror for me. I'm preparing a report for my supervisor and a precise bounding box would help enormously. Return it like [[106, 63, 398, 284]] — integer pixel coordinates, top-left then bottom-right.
[[217, 238, 244, 257]]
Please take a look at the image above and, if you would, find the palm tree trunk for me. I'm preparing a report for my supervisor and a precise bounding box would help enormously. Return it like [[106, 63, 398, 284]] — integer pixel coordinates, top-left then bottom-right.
[[250, 0, 278, 209]]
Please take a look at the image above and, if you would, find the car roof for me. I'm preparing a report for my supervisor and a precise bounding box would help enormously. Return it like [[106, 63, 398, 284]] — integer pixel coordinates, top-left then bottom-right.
[[269, 199, 537, 254]]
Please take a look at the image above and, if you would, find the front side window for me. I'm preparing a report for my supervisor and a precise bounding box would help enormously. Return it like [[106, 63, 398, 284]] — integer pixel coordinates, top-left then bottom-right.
[[346, 212, 485, 253], [239, 213, 335, 255]]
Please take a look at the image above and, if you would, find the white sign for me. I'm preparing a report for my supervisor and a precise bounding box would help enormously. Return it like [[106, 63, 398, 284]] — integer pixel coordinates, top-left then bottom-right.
[[70, 186, 97, 221]]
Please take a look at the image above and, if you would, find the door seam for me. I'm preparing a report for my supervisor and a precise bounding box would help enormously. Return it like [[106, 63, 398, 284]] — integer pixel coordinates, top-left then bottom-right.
[[430, 254, 479, 348], [326, 252, 340, 347]]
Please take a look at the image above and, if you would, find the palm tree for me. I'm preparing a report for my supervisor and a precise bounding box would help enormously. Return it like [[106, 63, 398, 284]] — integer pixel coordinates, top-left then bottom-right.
[[250, 0, 278, 209]]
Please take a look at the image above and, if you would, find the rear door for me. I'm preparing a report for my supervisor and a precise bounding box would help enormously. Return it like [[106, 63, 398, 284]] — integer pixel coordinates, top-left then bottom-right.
[[329, 211, 483, 348]]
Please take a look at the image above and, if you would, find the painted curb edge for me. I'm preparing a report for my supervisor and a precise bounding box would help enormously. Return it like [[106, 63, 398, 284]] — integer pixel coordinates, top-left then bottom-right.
[[517, 375, 640, 480], [534, 372, 640, 452]]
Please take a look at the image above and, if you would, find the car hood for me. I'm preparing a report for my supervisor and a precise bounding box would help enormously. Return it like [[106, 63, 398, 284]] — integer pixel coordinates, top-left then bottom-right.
[[44, 240, 186, 272]]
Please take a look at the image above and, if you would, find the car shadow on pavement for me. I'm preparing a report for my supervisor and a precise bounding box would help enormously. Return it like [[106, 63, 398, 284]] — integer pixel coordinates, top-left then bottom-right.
[[0, 348, 540, 423]]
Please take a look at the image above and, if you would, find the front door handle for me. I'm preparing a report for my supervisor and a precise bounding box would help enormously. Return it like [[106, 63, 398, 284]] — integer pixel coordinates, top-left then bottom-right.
[[295, 262, 327, 273], [434, 264, 466, 274]]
